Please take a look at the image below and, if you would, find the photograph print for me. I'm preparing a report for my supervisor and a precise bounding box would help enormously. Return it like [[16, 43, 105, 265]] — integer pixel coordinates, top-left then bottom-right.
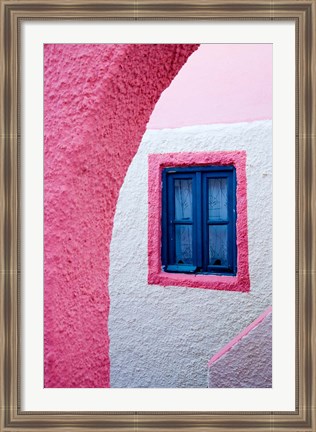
[[44, 43, 272, 388]]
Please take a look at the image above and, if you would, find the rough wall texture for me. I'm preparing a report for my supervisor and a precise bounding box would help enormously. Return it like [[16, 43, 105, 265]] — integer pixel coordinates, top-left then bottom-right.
[[208, 309, 272, 388], [108, 120, 272, 388], [44, 44, 198, 387]]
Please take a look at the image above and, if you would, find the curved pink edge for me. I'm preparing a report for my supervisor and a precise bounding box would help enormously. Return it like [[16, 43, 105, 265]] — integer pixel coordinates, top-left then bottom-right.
[[148, 151, 250, 292], [44, 44, 199, 388], [208, 306, 272, 366], [148, 44, 273, 129]]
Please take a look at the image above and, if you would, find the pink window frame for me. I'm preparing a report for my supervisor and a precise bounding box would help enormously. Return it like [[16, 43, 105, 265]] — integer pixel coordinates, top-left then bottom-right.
[[148, 151, 250, 292]]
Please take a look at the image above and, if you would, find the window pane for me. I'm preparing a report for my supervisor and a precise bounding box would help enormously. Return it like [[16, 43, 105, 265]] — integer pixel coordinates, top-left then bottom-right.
[[209, 225, 228, 266], [175, 225, 193, 264], [208, 178, 228, 220], [175, 179, 192, 220]]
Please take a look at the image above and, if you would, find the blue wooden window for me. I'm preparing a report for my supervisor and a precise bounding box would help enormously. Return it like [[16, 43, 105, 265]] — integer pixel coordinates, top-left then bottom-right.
[[162, 166, 237, 275]]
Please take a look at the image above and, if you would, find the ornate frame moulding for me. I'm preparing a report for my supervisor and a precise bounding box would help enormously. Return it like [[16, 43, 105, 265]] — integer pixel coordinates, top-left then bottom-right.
[[1, 0, 315, 431]]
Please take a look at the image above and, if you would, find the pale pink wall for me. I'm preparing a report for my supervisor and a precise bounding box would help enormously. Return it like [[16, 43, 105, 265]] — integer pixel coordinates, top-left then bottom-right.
[[147, 44, 272, 129], [44, 44, 198, 387]]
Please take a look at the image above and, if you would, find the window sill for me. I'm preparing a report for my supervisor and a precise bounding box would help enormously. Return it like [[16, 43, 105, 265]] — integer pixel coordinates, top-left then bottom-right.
[[148, 270, 250, 292]]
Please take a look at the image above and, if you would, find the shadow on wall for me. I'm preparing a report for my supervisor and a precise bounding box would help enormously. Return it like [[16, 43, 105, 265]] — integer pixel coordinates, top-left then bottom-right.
[[107, 43, 273, 388], [208, 307, 272, 388], [108, 119, 273, 388]]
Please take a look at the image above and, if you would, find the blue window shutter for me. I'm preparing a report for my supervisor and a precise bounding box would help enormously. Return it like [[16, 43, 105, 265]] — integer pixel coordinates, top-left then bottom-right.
[[162, 166, 237, 276]]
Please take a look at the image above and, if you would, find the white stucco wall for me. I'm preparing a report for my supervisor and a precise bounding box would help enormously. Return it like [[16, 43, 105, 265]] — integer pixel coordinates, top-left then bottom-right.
[[208, 311, 272, 388], [108, 120, 272, 388]]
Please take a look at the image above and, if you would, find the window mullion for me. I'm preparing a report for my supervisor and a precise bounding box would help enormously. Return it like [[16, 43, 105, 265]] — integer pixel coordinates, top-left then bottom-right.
[[168, 174, 175, 265], [227, 173, 233, 271], [161, 169, 168, 266], [195, 172, 203, 268], [202, 172, 209, 272], [231, 170, 237, 273]]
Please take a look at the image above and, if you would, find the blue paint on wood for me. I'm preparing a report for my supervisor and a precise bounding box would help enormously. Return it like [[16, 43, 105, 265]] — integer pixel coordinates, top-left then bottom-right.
[[162, 166, 237, 276]]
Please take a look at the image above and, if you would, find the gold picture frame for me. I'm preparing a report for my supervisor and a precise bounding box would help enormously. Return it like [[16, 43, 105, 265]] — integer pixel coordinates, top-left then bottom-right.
[[0, 0, 315, 430]]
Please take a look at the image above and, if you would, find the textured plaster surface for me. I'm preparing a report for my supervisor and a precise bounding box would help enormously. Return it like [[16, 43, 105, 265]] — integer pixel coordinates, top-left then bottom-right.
[[148, 44, 272, 129], [109, 120, 272, 388], [148, 151, 250, 291], [208, 306, 272, 365], [208, 310, 272, 388], [44, 43, 198, 387]]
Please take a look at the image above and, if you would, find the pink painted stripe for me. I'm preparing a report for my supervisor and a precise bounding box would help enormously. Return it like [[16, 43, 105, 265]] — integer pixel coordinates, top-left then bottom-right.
[[208, 306, 272, 366]]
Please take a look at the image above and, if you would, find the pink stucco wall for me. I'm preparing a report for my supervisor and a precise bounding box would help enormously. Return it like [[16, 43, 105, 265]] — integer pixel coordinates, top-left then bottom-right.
[[44, 44, 198, 387], [147, 44, 272, 129]]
